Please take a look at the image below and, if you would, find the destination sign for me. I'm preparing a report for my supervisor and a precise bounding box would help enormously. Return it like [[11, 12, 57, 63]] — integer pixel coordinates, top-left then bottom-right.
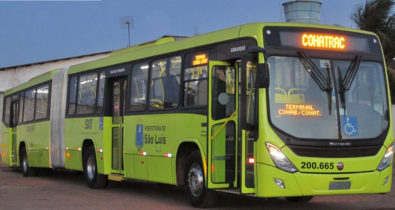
[[264, 27, 380, 54], [301, 33, 345, 50]]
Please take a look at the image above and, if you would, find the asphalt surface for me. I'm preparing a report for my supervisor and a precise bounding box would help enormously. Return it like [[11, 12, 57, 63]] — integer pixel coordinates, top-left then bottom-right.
[[0, 164, 394, 210]]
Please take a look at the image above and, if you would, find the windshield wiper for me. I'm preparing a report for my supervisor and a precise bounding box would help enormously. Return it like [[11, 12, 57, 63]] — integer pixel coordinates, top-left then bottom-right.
[[298, 52, 332, 92], [342, 55, 361, 91], [337, 55, 362, 110]]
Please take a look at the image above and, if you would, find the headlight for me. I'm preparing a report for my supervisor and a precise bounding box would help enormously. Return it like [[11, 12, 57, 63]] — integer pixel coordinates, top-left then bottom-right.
[[266, 142, 298, 173], [377, 143, 394, 171]]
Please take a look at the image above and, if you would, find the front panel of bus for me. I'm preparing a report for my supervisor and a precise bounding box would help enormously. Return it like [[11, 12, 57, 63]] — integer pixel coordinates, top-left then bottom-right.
[[256, 26, 393, 197]]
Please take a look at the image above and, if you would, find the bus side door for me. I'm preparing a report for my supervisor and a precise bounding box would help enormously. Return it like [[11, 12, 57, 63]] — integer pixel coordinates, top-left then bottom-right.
[[240, 57, 257, 194], [10, 99, 19, 166], [109, 77, 127, 174], [208, 61, 237, 189]]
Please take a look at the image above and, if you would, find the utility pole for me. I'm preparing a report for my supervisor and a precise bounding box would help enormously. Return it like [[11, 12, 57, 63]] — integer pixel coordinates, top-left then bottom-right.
[[121, 16, 134, 47]]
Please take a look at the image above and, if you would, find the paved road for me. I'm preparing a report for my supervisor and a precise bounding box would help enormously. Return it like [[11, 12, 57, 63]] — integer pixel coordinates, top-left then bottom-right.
[[0, 164, 394, 210]]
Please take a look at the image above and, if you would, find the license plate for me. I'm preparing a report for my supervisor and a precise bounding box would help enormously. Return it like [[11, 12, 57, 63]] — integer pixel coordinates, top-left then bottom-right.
[[329, 181, 351, 190]]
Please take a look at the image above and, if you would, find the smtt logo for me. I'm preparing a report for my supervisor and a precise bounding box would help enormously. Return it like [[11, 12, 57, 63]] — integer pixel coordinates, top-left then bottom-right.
[[337, 162, 344, 171]]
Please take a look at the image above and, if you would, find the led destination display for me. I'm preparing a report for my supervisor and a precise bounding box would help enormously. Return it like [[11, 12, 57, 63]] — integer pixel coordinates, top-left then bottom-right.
[[264, 27, 380, 54]]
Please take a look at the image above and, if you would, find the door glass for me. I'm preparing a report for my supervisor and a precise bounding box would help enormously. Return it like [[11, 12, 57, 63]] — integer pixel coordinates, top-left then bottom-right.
[[113, 81, 121, 124], [112, 79, 126, 171], [245, 61, 256, 188], [212, 66, 236, 120], [210, 122, 236, 183], [11, 101, 18, 163], [11, 102, 19, 127]]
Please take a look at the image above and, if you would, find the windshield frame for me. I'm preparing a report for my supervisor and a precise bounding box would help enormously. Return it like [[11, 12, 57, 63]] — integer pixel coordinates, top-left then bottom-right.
[[264, 49, 390, 147]]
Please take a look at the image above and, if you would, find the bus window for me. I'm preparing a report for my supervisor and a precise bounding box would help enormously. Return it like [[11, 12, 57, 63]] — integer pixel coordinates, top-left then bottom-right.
[[68, 76, 78, 116], [76, 73, 98, 115], [18, 93, 24, 124], [212, 66, 235, 120], [96, 72, 105, 114], [35, 84, 49, 120], [183, 65, 208, 107], [130, 63, 149, 111], [3, 96, 11, 126], [150, 56, 181, 110], [23, 88, 36, 122]]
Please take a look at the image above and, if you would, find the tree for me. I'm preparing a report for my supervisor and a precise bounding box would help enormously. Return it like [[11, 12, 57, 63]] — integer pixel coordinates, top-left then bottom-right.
[[351, 0, 395, 103], [351, 0, 395, 64]]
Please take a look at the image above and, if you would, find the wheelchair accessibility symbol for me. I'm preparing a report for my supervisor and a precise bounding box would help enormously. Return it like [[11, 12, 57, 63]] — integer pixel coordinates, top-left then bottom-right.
[[342, 116, 359, 137]]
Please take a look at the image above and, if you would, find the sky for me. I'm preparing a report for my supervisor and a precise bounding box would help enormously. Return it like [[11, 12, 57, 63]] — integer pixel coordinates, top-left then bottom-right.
[[0, 0, 369, 68]]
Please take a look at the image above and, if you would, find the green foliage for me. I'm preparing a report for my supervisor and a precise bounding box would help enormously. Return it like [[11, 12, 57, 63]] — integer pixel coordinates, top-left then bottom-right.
[[351, 0, 395, 63], [351, 0, 395, 103]]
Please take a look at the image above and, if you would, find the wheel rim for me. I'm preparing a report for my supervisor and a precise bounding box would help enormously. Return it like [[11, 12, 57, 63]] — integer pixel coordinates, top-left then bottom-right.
[[22, 155, 28, 173], [86, 155, 96, 181], [187, 163, 204, 197]]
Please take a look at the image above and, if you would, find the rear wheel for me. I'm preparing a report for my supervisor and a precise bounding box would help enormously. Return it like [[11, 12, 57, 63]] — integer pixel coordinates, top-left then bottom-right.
[[185, 150, 216, 208], [20, 146, 37, 177], [84, 145, 108, 188], [286, 196, 314, 203]]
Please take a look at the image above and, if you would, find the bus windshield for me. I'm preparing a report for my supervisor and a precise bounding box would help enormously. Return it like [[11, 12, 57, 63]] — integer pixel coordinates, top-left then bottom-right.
[[268, 56, 388, 140]]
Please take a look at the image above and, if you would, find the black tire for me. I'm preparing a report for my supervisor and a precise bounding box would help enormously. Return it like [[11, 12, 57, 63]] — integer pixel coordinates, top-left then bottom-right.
[[83, 145, 108, 188], [184, 150, 216, 208], [19, 146, 37, 177], [286, 196, 314, 203]]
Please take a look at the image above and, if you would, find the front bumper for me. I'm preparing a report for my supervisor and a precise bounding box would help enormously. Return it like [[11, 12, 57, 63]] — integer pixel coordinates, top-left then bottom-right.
[[256, 163, 392, 197]]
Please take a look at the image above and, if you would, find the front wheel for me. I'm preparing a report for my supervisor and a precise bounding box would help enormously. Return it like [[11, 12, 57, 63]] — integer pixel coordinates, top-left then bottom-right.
[[286, 196, 314, 203], [20, 146, 37, 177], [84, 145, 108, 188], [184, 151, 216, 208]]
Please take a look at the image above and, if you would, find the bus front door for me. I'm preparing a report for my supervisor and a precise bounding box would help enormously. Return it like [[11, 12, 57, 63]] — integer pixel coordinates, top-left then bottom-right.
[[240, 57, 257, 194], [110, 77, 127, 174], [208, 61, 237, 189], [10, 100, 19, 166]]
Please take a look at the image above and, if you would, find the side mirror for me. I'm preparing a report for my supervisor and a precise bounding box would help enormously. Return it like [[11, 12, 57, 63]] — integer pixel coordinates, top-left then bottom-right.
[[256, 63, 269, 88]]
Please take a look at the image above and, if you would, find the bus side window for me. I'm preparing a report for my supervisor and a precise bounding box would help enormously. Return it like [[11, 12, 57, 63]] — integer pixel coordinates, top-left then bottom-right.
[[23, 88, 36, 122], [35, 84, 49, 120], [96, 72, 105, 114], [183, 66, 208, 107], [68, 76, 78, 116], [3, 96, 11, 126], [150, 56, 181, 110], [76, 73, 98, 115], [130, 63, 149, 111]]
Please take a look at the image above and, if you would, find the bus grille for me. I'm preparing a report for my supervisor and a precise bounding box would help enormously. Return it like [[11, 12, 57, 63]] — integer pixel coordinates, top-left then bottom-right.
[[288, 145, 381, 158]]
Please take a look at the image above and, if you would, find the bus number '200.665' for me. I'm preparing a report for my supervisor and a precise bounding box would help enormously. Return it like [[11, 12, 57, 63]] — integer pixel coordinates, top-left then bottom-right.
[[301, 162, 334, 170]]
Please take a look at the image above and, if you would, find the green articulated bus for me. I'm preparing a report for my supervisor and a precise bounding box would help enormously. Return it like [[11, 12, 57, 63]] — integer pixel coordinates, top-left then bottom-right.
[[1, 22, 393, 207]]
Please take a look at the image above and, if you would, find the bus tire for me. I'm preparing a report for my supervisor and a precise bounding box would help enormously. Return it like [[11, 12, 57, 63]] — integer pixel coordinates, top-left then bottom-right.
[[184, 150, 216, 208], [20, 146, 37, 177], [84, 145, 108, 189], [286, 196, 313, 203]]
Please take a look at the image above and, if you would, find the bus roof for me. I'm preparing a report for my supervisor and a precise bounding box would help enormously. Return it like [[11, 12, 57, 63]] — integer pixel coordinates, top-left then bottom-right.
[[67, 22, 376, 75], [4, 68, 60, 96]]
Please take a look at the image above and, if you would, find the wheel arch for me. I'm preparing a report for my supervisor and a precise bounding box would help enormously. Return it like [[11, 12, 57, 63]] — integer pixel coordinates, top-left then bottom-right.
[[81, 139, 95, 168], [176, 139, 206, 186], [18, 141, 26, 163]]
